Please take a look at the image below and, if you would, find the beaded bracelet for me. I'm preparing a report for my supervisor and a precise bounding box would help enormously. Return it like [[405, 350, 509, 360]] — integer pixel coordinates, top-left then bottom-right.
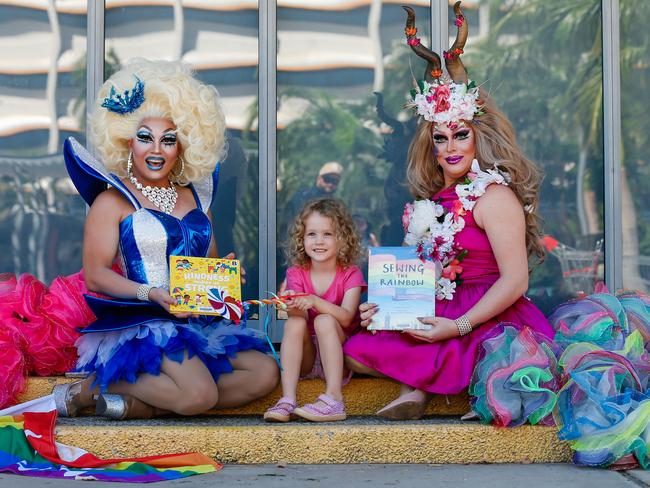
[[454, 314, 473, 336], [136, 284, 152, 302]]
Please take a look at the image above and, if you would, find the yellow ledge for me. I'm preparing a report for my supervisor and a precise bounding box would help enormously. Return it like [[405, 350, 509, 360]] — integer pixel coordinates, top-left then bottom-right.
[[20, 377, 470, 416], [55, 423, 572, 464]]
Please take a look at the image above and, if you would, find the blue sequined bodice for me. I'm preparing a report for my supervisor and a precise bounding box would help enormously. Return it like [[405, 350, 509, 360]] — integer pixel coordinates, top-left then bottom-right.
[[117, 207, 212, 289], [62, 137, 219, 292]]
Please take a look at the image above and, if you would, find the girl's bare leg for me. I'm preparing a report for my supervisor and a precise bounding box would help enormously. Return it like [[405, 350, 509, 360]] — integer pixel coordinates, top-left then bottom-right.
[[275, 315, 315, 402], [313, 314, 345, 401], [213, 350, 279, 408]]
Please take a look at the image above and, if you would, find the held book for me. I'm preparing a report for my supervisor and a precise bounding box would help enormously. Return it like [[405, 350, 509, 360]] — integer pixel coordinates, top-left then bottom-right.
[[367, 246, 436, 331], [169, 255, 242, 318]]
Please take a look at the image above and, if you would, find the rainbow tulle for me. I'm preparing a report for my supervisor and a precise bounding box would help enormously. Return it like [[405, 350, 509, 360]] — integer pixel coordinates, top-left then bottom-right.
[[555, 331, 650, 467], [470, 287, 650, 468], [470, 325, 558, 427], [548, 293, 628, 353]]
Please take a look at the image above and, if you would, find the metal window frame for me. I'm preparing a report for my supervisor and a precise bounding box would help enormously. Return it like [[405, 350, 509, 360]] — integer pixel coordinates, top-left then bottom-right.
[[259, 1, 278, 335], [86, 0, 105, 151], [602, 0, 623, 291]]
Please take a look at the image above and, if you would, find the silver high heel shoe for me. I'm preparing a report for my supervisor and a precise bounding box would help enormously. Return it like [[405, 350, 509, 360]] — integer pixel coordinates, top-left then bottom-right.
[[52, 381, 86, 417], [95, 394, 155, 420]]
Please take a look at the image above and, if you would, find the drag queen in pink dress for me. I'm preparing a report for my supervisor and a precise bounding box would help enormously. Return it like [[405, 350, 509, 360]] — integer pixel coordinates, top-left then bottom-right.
[[343, 4, 555, 420]]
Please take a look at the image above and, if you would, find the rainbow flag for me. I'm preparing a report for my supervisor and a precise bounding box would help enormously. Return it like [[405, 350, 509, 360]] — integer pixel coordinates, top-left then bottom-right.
[[0, 411, 221, 482]]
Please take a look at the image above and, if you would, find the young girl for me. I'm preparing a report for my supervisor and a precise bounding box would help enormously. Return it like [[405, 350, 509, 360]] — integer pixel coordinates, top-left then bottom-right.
[[264, 198, 366, 422]]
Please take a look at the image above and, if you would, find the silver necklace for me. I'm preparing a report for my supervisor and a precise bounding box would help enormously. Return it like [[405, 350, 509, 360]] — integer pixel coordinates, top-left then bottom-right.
[[129, 175, 178, 214]]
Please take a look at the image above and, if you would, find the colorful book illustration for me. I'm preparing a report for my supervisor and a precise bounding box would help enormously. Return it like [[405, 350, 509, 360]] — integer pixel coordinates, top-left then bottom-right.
[[367, 246, 436, 331], [169, 256, 243, 322]]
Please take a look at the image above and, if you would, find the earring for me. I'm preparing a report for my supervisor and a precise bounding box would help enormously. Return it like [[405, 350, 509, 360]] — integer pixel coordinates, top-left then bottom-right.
[[127, 152, 133, 177], [172, 155, 185, 182]]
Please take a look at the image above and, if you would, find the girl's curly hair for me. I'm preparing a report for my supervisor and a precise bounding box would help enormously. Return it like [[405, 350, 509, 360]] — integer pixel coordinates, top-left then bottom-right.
[[286, 198, 362, 268]]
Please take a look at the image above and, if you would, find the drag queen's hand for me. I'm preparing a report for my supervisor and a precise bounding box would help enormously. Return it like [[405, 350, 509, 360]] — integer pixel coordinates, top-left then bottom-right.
[[222, 251, 246, 285], [403, 317, 460, 343], [359, 302, 378, 332], [148, 287, 189, 316]]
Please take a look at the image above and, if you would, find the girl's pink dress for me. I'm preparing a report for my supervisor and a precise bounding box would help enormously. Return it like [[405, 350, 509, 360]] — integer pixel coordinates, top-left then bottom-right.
[[343, 185, 555, 394], [286, 265, 367, 380]]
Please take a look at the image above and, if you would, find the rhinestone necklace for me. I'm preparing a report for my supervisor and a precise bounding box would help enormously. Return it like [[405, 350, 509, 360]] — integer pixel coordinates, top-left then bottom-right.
[[129, 175, 178, 214]]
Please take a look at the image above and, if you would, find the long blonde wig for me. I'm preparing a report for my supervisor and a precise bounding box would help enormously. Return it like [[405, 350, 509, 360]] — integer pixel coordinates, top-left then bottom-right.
[[406, 95, 545, 263], [89, 59, 227, 184]]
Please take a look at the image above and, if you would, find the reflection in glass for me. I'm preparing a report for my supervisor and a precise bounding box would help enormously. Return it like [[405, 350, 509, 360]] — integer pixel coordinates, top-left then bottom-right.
[[621, 3, 650, 292], [104, 1, 260, 302], [276, 1, 431, 292], [465, 1, 605, 312], [0, 2, 87, 282]]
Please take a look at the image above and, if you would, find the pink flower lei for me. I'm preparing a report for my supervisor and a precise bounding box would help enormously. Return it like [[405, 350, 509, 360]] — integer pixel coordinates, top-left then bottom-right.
[[402, 160, 509, 300]]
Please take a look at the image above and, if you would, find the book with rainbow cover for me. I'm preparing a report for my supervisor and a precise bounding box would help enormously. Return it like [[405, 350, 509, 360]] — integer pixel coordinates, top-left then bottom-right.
[[367, 246, 436, 331], [169, 255, 242, 321]]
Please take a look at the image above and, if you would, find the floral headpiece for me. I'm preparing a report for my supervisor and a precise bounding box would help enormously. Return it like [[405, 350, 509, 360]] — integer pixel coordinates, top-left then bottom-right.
[[101, 76, 145, 115], [403, 2, 483, 125]]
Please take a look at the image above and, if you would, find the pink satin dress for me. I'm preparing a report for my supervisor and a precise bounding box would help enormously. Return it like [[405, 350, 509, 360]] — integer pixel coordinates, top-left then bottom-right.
[[343, 185, 555, 394]]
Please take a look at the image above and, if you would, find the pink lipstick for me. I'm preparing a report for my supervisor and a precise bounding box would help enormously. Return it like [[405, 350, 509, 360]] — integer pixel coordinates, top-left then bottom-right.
[[445, 155, 463, 164]]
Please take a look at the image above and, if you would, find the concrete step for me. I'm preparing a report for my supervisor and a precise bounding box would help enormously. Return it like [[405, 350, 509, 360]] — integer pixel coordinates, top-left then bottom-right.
[[54, 416, 572, 464], [19, 377, 471, 416]]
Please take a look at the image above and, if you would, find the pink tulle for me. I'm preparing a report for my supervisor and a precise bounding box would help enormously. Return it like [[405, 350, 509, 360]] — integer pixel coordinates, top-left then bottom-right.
[[0, 271, 97, 408]]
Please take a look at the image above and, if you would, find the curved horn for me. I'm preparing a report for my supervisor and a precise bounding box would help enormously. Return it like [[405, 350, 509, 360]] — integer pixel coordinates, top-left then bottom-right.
[[445, 1, 469, 84], [403, 5, 442, 82]]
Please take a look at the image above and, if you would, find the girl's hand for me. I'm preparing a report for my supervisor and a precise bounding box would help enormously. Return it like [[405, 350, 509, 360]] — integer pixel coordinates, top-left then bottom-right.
[[359, 302, 378, 333], [403, 317, 460, 343], [286, 294, 315, 312], [222, 252, 246, 285]]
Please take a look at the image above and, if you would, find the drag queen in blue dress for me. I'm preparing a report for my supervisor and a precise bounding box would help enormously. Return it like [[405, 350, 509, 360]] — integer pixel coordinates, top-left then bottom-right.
[[53, 59, 278, 419]]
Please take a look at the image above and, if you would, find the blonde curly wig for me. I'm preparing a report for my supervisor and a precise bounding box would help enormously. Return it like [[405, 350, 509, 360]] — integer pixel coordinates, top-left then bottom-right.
[[89, 58, 227, 184], [286, 198, 362, 269], [406, 94, 545, 263]]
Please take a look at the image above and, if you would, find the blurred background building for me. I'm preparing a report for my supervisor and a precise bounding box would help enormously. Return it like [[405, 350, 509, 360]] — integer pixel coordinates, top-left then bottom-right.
[[1, 0, 647, 335]]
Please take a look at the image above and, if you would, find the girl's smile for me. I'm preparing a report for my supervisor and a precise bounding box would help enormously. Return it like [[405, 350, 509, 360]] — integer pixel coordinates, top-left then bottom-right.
[[303, 212, 338, 266]]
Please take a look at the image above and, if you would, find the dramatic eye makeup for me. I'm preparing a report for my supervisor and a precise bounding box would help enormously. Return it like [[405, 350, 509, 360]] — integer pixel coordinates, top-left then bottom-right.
[[136, 129, 153, 143], [432, 133, 447, 144], [432, 129, 470, 144], [161, 133, 177, 146]]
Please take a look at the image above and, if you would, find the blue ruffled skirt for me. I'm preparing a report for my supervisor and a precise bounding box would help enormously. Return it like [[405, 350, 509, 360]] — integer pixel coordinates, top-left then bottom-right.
[[75, 317, 268, 392]]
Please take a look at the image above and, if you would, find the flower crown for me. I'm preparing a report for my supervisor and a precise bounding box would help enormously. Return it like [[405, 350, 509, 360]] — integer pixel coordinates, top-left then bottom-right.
[[101, 76, 145, 115], [403, 2, 482, 126], [406, 78, 483, 125]]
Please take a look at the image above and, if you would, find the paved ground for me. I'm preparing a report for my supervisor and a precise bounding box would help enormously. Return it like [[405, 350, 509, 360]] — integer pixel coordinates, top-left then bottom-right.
[[0, 464, 647, 487]]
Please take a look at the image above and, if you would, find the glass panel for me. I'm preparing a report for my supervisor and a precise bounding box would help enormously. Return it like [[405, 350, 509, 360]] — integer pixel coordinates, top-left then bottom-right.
[[466, 1, 605, 313], [620, 3, 650, 292], [104, 1, 260, 307], [276, 0, 431, 295], [0, 2, 87, 282]]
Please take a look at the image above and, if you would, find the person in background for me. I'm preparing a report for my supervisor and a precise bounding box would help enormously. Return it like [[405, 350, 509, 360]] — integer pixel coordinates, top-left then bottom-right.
[[287, 161, 344, 217]]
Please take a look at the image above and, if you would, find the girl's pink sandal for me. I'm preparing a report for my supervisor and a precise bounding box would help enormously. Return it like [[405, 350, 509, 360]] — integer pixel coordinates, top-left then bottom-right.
[[263, 397, 296, 422], [293, 394, 346, 422]]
